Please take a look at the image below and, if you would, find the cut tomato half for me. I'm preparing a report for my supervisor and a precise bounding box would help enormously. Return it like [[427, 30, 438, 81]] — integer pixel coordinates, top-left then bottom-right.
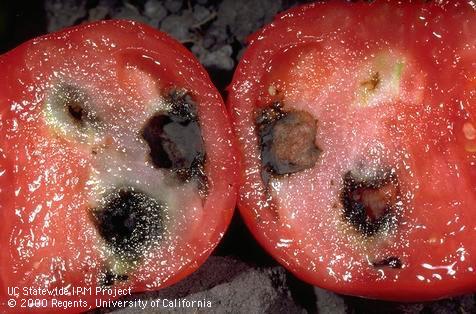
[[0, 20, 238, 312], [229, 1, 476, 301]]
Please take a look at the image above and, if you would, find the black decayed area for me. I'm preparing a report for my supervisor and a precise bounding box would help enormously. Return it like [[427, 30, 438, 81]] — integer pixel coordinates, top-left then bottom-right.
[[100, 269, 129, 287], [67, 98, 85, 123], [141, 91, 207, 186], [91, 188, 165, 261], [340, 170, 399, 237]]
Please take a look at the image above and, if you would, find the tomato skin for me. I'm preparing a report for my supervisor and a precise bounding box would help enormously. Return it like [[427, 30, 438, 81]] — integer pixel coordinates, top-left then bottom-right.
[[229, 1, 476, 301], [0, 20, 238, 312]]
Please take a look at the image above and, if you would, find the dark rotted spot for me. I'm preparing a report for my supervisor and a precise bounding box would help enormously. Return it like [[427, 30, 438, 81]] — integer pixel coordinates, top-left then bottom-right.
[[361, 72, 381, 92], [91, 188, 165, 261], [59, 85, 87, 126], [141, 91, 207, 188], [341, 170, 400, 236], [101, 269, 129, 287], [372, 256, 403, 269], [256, 102, 321, 184], [50, 84, 101, 128], [67, 100, 84, 123]]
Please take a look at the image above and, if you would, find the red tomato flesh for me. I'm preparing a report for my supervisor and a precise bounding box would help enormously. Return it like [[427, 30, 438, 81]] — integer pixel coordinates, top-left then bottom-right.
[[229, 1, 476, 301], [0, 20, 238, 312]]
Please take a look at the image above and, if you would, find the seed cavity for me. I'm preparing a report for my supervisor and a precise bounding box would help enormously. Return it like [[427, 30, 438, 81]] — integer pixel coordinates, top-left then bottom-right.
[[256, 102, 321, 184], [91, 187, 166, 262], [341, 169, 400, 236], [372, 256, 403, 269], [141, 91, 207, 189]]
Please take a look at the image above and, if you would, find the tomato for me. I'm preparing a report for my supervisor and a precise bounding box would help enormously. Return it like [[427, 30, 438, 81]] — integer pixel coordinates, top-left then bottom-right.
[[0, 20, 238, 312], [228, 1, 476, 301]]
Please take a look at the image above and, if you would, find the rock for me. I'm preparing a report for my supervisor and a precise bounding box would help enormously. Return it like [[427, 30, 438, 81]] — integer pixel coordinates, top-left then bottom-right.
[[204, 27, 229, 48], [44, 0, 88, 32], [192, 44, 234, 71], [107, 256, 303, 313], [144, 1, 167, 22], [342, 294, 476, 314], [111, 3, 149, 25], [215, 0, 281, 42], [88, 5, 110, 22], [314, 287, 347, 314], [160, 14, 193, 43], [192, 5, 211, 23], [164, 0, 183, 14], [422, 294, 476, 314]]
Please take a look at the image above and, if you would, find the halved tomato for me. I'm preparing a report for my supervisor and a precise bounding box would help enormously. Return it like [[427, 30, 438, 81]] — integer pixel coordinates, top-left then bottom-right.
[[0, 20, 238, 312], [229, 1, 476, 301]]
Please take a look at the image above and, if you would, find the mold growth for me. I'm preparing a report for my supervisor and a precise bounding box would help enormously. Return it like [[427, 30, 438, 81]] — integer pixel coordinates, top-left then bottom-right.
[[91, 187, 166, 262]]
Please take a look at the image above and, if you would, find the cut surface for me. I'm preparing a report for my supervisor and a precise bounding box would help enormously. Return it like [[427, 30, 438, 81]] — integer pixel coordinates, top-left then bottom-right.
[[0, 20, 238, 313], [229, 1, 476, 301]]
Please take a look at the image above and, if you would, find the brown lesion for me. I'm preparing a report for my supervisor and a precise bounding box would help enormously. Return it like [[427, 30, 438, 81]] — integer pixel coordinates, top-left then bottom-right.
[[256, 102, 322, 185], [352, 181, 398, 221], [57, 84, 101, 127], [45, 83, 103, 138], [67, 99, 85, 124], [340, 169, 401, 237], [360, 72, 381, 92]]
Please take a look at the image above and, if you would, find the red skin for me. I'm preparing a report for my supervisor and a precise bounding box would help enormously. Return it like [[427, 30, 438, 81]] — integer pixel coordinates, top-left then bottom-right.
[[0, 20, 238, 312], [229, 1, 476, 301]]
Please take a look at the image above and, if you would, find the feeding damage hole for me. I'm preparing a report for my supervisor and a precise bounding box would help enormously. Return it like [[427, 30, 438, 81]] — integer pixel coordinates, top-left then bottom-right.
[[361, 72, 381, 92], [256, 102, 321, 184], [141, 90, 207, 189], [91, 188, 166, 262], [46, 83, 101, 130], [67, 100, 84, 122], [340, 169, 400, 237]]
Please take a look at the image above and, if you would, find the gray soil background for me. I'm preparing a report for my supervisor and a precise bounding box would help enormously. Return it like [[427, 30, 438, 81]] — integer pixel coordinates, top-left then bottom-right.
[[2, 0, 476, 313]]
